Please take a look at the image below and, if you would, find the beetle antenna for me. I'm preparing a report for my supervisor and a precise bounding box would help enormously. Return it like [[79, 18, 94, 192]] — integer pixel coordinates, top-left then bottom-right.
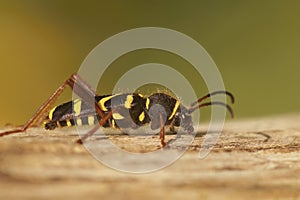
[[188, 101, 234, 118], [190, 91, 234, 107]]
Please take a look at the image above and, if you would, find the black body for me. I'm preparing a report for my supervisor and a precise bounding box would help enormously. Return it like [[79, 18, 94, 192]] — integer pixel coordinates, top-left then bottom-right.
[[44, 93, 194, 133]]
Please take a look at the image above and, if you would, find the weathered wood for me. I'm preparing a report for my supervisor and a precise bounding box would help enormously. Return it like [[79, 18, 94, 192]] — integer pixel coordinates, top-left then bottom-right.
[[0, 114, 300, 200]]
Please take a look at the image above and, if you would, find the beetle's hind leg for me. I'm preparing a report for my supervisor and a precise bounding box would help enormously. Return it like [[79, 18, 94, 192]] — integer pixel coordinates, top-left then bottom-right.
[[0, 73, 106, 137]]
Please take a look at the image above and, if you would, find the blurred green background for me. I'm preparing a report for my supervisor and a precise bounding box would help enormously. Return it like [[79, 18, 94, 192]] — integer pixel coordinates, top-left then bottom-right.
[[0, 1, 299, 126]]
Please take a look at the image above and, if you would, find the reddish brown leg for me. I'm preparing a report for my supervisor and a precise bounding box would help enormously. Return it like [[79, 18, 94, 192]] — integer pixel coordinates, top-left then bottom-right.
[[0, 75, 73, 137], [66, 74, 105, 119], [0, 73, 106, 137], [76, 110, 114, 143], [159, 114, 166, 147]]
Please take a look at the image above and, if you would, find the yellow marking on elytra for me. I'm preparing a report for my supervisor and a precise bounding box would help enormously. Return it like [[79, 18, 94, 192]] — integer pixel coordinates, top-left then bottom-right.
[[145, 98, 150, 109], [56, 121, 61, 128], [112, 119, 116, 128], [168, 101, 180, 120], [48, 106, 57, 120], [98, 95, 115, 111], [88, 116, 95, 125], [76, 118, 82, 126], [139, 111, 145, 122], [124, 95, 134, 109], [73, 99, 82, 116], [112, 112, 124, 120], [66, 119, 72, 127]]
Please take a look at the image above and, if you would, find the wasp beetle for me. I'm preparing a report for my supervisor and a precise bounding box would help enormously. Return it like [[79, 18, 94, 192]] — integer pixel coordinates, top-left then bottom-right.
[[0, 74, 234, 147]]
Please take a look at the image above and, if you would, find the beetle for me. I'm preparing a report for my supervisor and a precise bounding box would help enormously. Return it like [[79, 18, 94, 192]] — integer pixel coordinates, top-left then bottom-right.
[[0, 74, 234, 147]]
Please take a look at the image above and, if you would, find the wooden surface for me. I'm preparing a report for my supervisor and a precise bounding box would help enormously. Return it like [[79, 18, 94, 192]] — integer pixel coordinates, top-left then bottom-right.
[[1, 114, 300, 200]]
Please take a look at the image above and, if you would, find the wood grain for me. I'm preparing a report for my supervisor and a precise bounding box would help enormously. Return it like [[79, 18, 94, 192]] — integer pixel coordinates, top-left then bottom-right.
[[1, 114, 300, 200]]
